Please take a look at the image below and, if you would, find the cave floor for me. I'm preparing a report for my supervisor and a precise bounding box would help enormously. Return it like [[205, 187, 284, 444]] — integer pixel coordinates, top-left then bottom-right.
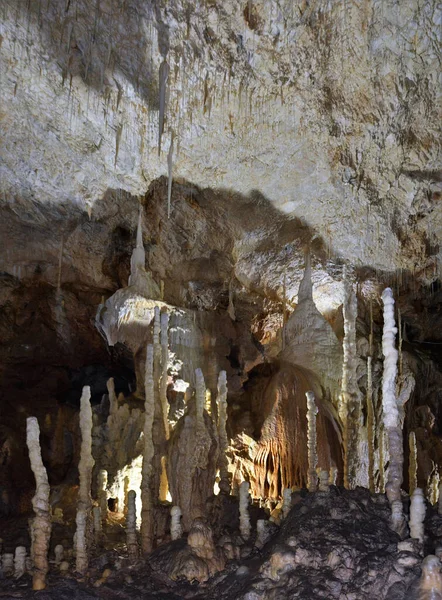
[[1, 488, 441, 600]]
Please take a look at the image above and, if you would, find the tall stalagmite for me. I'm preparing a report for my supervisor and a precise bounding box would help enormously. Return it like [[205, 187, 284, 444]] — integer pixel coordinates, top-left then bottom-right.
[[26, 417, 51, 590], [306, 391, 318, 492], [141, 344, 155, 554], [75, 386, 95, 575], [216, 370, 230, 494], [381, 288, 405, 535], [340, 271, 360, 489]]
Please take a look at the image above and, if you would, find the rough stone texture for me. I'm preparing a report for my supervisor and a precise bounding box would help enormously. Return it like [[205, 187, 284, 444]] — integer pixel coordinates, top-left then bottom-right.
[[1, 0, 440, 276]]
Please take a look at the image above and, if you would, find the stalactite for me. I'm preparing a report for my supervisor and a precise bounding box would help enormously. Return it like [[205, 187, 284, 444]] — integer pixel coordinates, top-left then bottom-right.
[[126, 490, 139, 562], [167, 132, 174, 218], [170, 506, 183, 541], [367, 356, 375, 493], [159, 455, 169, 503], [381, 288, 405, 535], [306, 391, 318, 492], [409, 432, 418, 496], [439, 483, 442, 516], [158, 59, 170, 156], [141, 344, 155, 554], [97, 469, 108, 523], [216, 370, 230, 494], [410, 488, 426, 544], [379, 425, 385, 494], [340, 271, 360, 489], [14, 547, 26, 579], [75, 386, 95, 575], [239, 481, 251, 541], [160, 311, 170, 439], [26, 416, 51, 590]]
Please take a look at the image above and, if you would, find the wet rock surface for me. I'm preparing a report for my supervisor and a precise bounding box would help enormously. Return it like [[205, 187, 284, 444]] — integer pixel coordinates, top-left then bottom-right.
[[1, 487, 440, 600]]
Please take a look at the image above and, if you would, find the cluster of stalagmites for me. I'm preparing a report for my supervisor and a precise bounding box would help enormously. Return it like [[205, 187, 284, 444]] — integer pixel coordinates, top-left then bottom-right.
[[10, 231, 442, 599]]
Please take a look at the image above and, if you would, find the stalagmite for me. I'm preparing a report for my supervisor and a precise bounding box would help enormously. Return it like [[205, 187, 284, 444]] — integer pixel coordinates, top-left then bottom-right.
[[439, 483, 442, 515], [195, 368, 206, 433], [239, 481, 251, 541], [409, 432, 418, 496], [107, 378, 118, 416], [410, 488, 426, 544], [26, 416, 51, 590], [14, 547, 26, 579], [282, 488, 292, 519], [54, 545, 64, 568], [381, 288, 405, 535], [160, 311, 170, 439], [216, 370, 230, 494], [75, 386, 95, 575], [170, 506, 183, 541], [141, 344, 155, 554], [319, 470, 330, 492], [306, 391, 318, 492], [126, 490, 138, 562], [97, 470, 108, 522], [367, 356, 375, 493], [340, 271, 360, 489], [2, 554, 13, 576], [418, 555, 442, 600], [93, 507, 102, 544]]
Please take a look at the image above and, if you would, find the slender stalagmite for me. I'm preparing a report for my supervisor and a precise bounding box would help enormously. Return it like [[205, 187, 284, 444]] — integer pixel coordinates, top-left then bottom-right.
[[107, 377, 118, 415], [239, 481, 251, 540], [409, 432, 418, 496], [340, 272, 359, 489], [97, 469, 108, 522], [126, 490, 139, 562], [409, 488, 426, 544], [216, 370, 230, 494], [367, 356, 375, 493], [170, 506, 183, 541], [282, 488, 292, 519], [14, 547, 26, 579], [381, 288, 405, 534], [160, 311, 170, 439], [141, 345, 155, 554], [195, 368, 206, 433], [26, 417, 51, 590], [75, 386, 95, 575], [306, 391, 318, 492], [92, 507, 102, 544]]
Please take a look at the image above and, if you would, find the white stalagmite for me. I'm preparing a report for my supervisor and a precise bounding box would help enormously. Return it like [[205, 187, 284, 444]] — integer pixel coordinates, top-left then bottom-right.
[[410, 488, 426, 544], [282, 488, 292, 519], [141, 344, 155, 554], [367, 356, 375, 493], [97, 470, 108, 522], [195, 368, 206, 433], [306, 391, 318, 492], [319, 470, 330, 492], [160, 311, 170, 439], [126, 490, 139, 562], [339, 271, 360, 489], [14, 547, 26, 579], [381, 288, 405, 534], [54, 545, 64, 567], [239, 481, 251, 540], [216, 370, 230, 494], [170, 506, 183, 541], [26, 416, 51, 590], [2, 553, 14, 576], [75, 386, 95, 575], [409, 432, 418, 496], [419, 555, 442, 599]]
